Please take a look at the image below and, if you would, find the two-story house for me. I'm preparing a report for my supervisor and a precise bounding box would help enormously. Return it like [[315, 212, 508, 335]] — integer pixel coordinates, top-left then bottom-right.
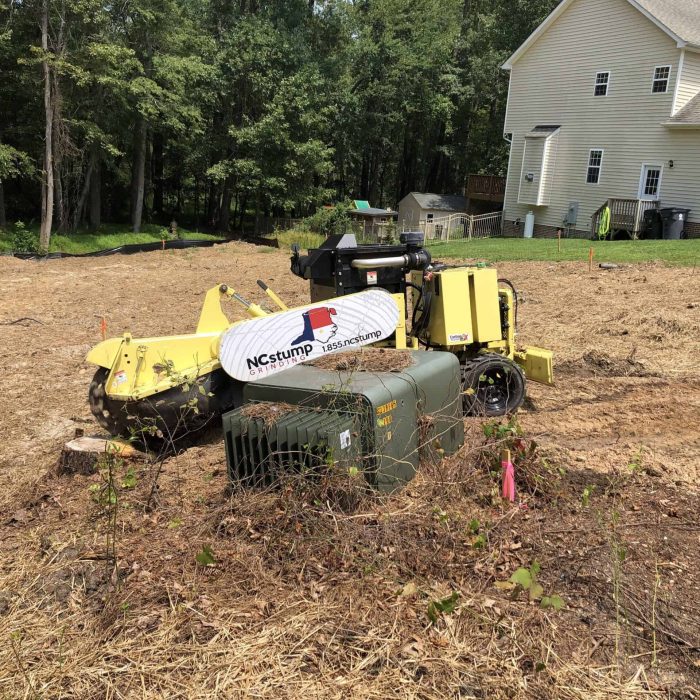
[[502, 0, 700, 239]]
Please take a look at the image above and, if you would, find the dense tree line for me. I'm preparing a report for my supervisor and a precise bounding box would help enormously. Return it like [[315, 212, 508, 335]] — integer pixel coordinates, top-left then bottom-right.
[[0, 0, 557, 247]]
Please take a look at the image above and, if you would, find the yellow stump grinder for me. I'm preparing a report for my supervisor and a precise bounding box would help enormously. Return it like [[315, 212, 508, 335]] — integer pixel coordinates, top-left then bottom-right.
[[87, 233, 553, 481]]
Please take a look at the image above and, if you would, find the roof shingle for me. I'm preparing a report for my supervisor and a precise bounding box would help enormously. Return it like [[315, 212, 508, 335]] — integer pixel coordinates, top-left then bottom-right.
[[408, 193, 468, 213], [635, 0, 700, 47], [665, 93, 700, 126]]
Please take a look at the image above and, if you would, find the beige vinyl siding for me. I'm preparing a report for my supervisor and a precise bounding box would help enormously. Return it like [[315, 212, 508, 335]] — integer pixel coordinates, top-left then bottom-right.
[[674, 49, 700, 113], [398, 195, 423, 228], [518, 131, 559, 206], [503, 0, 700, 229], [518, 137, 546, 204], [398, 194, 469, 229], [540, 132, 559, 205]]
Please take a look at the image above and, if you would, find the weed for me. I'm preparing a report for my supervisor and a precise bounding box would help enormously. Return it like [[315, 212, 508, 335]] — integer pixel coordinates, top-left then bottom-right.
[[195, 545, 216, 567], [497, 561, 565, 610], [121, 467, 137, 489], [471, 534, 487, 549], [581, 485, 596, 507], [480, 417, 563, 500], [427, 591, 459, 624], [627, 446, 645, 474], [10, 221, 38, 253]]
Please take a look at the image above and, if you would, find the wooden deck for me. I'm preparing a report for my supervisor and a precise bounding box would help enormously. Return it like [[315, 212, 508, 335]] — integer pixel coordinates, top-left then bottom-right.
[[591, 198, 659, 239], [466, 174, 506, 203]]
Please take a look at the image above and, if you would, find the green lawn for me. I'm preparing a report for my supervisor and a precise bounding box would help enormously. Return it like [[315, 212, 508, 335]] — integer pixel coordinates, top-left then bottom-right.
[[0, 223, 224, 255], [427, 237, 700, 266]]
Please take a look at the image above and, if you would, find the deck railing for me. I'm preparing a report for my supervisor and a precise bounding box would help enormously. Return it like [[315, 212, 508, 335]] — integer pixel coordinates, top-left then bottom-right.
[[591, 198, 659, 238], [466, 174, 506, 201], [402, 211, 503, 241]]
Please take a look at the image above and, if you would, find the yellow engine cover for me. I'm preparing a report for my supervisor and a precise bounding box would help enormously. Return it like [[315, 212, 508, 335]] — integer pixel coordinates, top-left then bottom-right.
[[413, 267, 502, 347]]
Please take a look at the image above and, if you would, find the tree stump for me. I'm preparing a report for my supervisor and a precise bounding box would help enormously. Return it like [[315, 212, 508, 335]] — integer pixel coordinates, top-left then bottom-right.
[[57, 437, 146, 476]]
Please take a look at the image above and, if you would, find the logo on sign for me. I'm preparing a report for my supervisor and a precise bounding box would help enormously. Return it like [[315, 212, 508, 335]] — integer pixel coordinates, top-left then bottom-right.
[[292, 307, 338, 345], [218, 289, 401, 382]]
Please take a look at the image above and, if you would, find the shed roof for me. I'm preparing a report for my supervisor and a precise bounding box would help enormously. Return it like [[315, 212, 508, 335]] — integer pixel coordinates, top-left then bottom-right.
[[503, 0, 700, 70], [406, 193, 468, 213], [664, 93, 700, 127], [349, 207, 398, 217]]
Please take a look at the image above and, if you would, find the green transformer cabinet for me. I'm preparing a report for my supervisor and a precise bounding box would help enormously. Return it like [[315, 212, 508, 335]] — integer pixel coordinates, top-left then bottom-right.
[[222, 350, 464, 492]]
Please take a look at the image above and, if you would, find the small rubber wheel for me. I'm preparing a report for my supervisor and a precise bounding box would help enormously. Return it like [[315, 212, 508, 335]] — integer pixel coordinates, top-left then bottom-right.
[[461, 353, 526, 417]]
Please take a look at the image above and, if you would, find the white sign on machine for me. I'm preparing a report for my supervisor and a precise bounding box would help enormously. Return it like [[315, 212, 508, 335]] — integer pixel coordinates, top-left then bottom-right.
[[218, 288, 400, 381]]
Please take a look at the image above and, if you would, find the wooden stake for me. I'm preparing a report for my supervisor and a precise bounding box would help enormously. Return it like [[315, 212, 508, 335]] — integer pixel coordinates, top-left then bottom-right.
[[588, 246, 594, 272], [100, 317, 107, 340], [557, 230, 561, 254]]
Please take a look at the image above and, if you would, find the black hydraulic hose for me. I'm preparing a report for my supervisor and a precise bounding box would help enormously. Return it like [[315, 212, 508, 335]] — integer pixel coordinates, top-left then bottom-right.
[[406, 280, 432, 343], [498, 277, 518, 330]]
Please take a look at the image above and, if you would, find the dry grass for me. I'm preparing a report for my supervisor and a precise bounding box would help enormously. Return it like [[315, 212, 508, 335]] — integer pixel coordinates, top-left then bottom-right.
[[0, 421, 696, 699], [2, 248, 700, 697], [307, 348, 414, 373], [238, 401, 302, 427]]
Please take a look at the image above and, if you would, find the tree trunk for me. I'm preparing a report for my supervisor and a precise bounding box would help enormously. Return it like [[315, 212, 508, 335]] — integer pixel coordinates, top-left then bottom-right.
[[360, 150, 370, 200], [89, 146, 101, 229], [253, 189, 261, 236], [130, 114, 147, 233], [72, 157, 93, 231], [152, 131, 164, 217], [39, 0, 54, 252], [237, 194, 248, 231], [219, 176, 233, 233], [194, 177, 200, 229], [206, 181, 218, 226], [0, 180, 5, 228]]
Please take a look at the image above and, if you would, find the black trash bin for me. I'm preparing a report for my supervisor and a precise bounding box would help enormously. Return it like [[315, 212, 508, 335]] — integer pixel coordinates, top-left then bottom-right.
[[659, 207, 691, 240], [641, 209, 662, 239]]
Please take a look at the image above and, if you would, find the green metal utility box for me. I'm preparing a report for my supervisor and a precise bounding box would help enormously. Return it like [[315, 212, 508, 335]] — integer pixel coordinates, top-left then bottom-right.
[[222, 350, 464, 492]]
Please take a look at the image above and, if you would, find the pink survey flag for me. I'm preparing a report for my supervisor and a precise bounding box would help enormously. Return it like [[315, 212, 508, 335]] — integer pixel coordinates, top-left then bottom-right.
[[501, 449, 515, 502]]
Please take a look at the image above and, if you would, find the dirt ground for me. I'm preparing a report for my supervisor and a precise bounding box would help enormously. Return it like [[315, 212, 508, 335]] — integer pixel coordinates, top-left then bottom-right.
[[0, 243, 699, 698]]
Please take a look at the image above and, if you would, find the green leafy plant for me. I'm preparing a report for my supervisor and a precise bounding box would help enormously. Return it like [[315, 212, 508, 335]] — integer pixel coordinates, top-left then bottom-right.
[[301, 203, 352, 237], [10, 221, 39, 253], [472, 534, 487, 549], [581, 484, 596, 507], [510, 561, 544, 601], [482, 417, 520, 440], [432, 506, 449, 525], [121, 467, 137, 489], [427, 591, 459, 624], [195, 545, 216, 566], [628, 446, 645, 473], [497, 561, 565, 610]]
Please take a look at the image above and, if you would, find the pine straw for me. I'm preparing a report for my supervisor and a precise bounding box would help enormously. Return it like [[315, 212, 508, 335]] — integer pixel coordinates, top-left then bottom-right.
[[0, 425, 695, 698], [307, 348, 414, 373], [238, 401, 301, 427]]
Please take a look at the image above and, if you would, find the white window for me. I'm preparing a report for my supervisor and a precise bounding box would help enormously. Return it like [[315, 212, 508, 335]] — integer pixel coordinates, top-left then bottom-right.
[[586, 149, 603, 184], [652, 65, 671, 94], [639, 164, 663, 199], [426, 213, 434, 222], [594, 71, 610, 96]]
